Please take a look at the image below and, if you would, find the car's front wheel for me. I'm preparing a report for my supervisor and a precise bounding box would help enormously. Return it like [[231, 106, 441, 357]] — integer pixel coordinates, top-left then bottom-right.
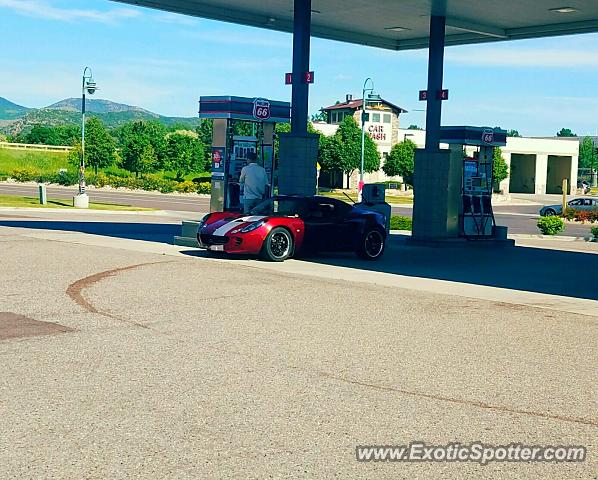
[[357, 228, 385, 260], [543, 208, 557, 216], [261, 227, 293, 262]]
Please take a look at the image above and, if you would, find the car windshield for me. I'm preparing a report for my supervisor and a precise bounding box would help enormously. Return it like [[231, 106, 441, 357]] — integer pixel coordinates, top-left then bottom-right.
[[250, 198, 307, 217]]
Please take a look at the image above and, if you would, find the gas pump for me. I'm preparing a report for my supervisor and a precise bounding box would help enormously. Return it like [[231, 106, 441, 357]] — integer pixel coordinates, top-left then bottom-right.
[[199, 96, 290, 212], [439, 126, 507, 239]]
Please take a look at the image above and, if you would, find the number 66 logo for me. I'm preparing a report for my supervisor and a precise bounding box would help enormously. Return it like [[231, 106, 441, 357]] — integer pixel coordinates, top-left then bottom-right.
[[253, 98, 271, 120], [482, 128, 494, 144]]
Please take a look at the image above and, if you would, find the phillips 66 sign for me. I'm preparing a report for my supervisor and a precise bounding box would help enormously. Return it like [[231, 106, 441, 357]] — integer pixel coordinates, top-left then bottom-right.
[[253, 98, 271, 120]]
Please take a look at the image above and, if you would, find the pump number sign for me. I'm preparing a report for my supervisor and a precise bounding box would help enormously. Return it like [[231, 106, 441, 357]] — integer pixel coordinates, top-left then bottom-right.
[[253, 98, 271, 120]]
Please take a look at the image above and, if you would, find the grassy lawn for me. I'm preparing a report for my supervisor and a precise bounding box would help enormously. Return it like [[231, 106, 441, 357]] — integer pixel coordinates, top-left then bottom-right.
[[0, 194, 155, 211], [0, 148, 209, 182], [0, 148, 69, 176], [320, 190, 413, 204]]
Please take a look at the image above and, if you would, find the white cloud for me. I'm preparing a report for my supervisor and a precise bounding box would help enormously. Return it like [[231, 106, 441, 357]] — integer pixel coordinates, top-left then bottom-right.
[[0, 0, 141, 24]]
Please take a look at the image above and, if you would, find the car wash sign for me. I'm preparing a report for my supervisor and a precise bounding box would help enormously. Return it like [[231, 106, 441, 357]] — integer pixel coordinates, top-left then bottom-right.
[[253, 98, 271, 120]]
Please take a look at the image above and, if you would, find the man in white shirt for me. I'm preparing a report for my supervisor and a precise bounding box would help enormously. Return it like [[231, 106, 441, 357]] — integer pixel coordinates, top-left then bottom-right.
[[239, 153, 269, 213]]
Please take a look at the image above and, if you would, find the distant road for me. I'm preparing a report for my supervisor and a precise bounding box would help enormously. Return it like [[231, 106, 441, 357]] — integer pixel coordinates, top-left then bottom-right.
[[0, 182, 594, 237], [0, 183, 209, 213]]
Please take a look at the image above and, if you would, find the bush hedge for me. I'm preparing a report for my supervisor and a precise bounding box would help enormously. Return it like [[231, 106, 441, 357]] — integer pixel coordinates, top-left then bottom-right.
[[537, 216, 565, 235], [562, 208, 598, 223], [591, 226, 598, 238], [9, 168, 211, 195], [390, 215, 412, 231]]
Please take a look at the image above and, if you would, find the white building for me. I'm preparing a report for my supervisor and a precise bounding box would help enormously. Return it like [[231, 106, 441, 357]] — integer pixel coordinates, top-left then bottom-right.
[[314, 96, 580, 194]]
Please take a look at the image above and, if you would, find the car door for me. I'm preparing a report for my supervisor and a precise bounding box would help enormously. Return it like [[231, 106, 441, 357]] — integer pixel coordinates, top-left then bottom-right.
[[301, 199, 356, 252], [301, 200, 335, 252]]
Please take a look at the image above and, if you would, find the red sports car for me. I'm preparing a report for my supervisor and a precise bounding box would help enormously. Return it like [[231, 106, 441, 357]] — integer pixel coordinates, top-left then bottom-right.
[[197, 195, 387, 262]]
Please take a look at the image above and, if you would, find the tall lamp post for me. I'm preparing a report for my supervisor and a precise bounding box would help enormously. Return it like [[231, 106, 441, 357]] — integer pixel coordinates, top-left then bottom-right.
[[73, 67, 97, 208], [359, 78, 375, 202]]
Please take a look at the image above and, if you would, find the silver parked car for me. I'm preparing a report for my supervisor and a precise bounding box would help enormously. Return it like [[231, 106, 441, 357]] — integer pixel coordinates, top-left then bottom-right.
[[539, 197, 598, 216]]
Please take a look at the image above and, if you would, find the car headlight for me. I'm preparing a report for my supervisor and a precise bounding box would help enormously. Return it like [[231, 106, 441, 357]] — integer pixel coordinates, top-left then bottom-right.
[[197, 213, 210, 231], [231, 219, 266, 234]]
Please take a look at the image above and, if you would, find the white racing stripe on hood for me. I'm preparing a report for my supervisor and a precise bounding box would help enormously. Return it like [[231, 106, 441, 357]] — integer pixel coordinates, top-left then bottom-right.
[[212, 216, 266, 236]]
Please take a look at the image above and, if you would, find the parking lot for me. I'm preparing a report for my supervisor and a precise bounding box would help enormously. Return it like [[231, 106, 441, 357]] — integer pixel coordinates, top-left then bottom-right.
[[1, 209, 597, 479]]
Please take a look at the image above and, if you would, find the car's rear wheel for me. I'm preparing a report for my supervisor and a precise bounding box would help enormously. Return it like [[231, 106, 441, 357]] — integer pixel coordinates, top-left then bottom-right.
[[357, 228, 385, 260], [544, 208, 557, 216], [261, 227, 293, 262]]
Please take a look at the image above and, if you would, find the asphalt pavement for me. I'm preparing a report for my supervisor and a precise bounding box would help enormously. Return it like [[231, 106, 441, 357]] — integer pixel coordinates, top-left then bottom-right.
[[0, 182, 594, 237], [1, 209, 596, 479]]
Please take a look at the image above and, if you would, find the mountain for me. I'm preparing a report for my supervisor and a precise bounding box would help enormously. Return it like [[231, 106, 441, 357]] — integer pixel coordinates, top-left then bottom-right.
[[0, 96, 200, 136], [45, 98, 155, 115], [0, 97, 31, 121]]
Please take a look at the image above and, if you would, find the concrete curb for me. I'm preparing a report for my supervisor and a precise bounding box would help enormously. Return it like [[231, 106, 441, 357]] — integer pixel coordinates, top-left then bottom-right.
[[509, 233, 597, 242], [390, 230, 598, 243]]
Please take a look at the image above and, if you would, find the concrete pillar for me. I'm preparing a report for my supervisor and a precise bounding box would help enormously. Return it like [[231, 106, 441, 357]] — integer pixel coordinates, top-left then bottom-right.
[[570, 154, 579, 195], [412, 147, 461, 239], [278, 133, 319, 196], [535, 154, 548, 195], [424, 15, 446, 151]]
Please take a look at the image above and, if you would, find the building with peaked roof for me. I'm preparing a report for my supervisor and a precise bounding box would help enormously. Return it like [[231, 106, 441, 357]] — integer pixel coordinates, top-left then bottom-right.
[[318, 95, 407, 188]]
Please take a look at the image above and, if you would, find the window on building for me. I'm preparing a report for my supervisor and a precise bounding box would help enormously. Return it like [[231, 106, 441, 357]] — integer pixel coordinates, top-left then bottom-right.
[[331, 112, 337, 123], [372, 113, 381, 123], [383, 114, 391, 124]]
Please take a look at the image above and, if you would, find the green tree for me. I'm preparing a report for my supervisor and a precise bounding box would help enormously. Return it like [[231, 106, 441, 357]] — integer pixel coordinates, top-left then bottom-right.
[[311, 110, 327, 122], [22, 125, 58, 145], [320, 116, 379, 177], [120, 120, 167, 176], [493, 147, 509, 192], [382, 139, 416, 185], [557, 128, 576, 137], [138, 144, 158, 176], [165, 132, 205, 180], [83, 117, 116, 174], [507, 129, 521, 137], [579, 136, 598, 170], [407, 124, 423, 130]]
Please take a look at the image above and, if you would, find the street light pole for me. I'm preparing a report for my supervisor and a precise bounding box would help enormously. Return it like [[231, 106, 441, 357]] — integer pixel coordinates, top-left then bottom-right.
[[74, 67, 97, 208], [360, 77, 374, 202]]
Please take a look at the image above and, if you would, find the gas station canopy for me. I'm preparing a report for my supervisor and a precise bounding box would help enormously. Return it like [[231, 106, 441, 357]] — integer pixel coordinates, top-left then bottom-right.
[[115, 0, 598, 50]]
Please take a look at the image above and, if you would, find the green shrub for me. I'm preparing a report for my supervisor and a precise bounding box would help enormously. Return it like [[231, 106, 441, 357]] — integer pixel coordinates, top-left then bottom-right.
[[562, 208, 576, 221], [390, 215, 412, 231], [591, 226, 598, 238], [175, 181, 197, 193], [53, 170, 79, 186], [10, 168, 39, 182], [88, 172, 108, 188], [537, 216, 565, 235], [196, 182, 211, 195]]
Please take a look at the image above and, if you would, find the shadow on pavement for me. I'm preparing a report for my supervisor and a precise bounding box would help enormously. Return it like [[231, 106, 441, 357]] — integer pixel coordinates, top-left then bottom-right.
[[0, 220, 179, 245], [2, 220, 597, 301], [299, 235, 598, 301]]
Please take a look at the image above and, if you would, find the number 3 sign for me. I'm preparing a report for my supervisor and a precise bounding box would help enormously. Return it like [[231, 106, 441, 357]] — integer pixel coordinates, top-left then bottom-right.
[[253, 98, 271, 120]]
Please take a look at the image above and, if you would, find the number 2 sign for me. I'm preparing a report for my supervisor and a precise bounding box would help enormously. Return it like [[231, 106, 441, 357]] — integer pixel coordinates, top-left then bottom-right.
[[253, 98, 271, 120]]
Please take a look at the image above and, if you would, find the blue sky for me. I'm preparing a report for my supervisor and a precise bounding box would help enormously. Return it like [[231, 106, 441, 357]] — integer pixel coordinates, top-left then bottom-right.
[[1, 0, 597, 136]]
